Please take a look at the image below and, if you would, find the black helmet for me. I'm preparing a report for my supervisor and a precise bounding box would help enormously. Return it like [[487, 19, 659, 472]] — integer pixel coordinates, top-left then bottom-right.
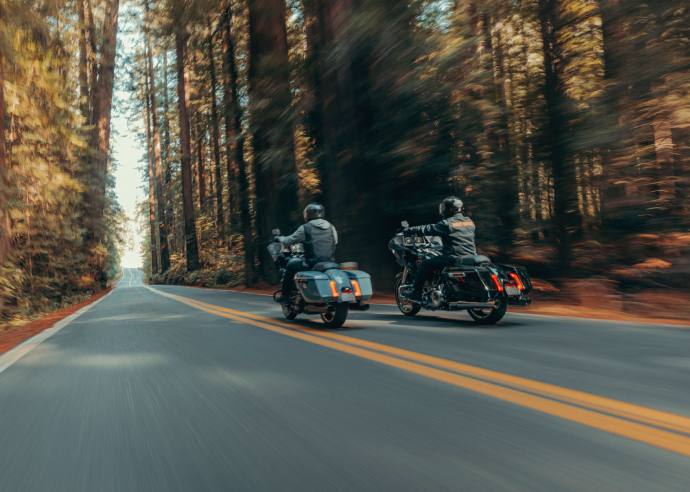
[[303, 203, 326, 222], [439, 196, 463, 218]]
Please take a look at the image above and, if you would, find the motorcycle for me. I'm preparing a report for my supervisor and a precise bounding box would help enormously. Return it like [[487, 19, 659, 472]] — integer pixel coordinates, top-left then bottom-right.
[[388, 221, 532, 325], [268, 229, 373, 328]]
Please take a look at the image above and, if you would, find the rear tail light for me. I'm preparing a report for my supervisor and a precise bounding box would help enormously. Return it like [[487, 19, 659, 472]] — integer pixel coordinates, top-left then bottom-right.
[[509, 273, 524, 291], [491, 274, 504, 292], [351, 280, 362, 297], [330, 281, 339, 298]]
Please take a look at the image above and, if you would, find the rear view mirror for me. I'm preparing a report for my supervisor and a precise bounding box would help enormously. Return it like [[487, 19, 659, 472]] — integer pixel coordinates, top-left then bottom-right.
[[401, 221, 409, 228], [271, 228, 281, 235]]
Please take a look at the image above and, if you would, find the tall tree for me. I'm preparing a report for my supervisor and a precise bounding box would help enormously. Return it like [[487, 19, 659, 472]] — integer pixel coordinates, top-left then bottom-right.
[[145, 78, 160, 274], [223, 3, 256, 284], [175, 22, 200, 271], [146, 0, 171, 271], [0, 55, 10, 264], [207, 20, 225, 247], [537, 0, 581, 274], [248, 0, 298, 281], [92, 0, 120, 211]]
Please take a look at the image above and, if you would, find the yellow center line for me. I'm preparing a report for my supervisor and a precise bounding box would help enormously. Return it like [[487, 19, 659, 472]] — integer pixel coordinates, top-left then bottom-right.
[[147, 286, 690, 457]]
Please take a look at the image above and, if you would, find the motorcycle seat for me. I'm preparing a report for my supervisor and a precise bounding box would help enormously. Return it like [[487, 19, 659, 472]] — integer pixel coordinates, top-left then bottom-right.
[[455, 255, 491, 266], [312, 261, 341, 272]]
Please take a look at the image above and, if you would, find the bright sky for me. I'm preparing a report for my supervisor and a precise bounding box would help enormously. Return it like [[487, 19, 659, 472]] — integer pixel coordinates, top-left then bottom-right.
[[113, 18, 145, 269], [113, 111, 144, 268]]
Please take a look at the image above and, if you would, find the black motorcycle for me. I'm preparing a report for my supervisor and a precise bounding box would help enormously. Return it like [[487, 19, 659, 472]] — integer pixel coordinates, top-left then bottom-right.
[[388, 221, 532, 325]]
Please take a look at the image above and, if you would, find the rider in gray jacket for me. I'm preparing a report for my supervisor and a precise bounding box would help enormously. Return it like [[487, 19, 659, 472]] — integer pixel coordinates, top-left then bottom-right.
[[275, 203, 338, 304]]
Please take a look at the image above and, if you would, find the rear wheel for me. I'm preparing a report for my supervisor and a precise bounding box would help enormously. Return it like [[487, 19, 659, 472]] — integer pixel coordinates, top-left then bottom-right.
[[468, 295, 508, 325], [321, 304, 348, 328], [396, 277, 421, 316]]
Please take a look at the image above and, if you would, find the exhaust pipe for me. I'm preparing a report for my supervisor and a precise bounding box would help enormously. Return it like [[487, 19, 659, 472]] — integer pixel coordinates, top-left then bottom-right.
[[449, 301, 498, 311], [304, 305, 334, 315], [349, 302, 370, 311], [508, 297, 531, 306]]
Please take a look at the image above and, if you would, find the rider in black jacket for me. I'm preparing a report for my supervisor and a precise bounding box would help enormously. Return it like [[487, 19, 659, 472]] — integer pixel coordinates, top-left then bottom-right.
[[405, 197, 476, 303], [274, 203, 338, 304]]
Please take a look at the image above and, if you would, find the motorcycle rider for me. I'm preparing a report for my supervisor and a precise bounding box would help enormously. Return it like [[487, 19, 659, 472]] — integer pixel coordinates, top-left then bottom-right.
[[405, 197, 476, 304], [274, 203, 338, 304]]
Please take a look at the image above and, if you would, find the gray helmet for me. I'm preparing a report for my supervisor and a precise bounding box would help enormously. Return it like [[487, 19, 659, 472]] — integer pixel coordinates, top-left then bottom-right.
[[303, 203, 325, 222], [439, 196, 463, 218]]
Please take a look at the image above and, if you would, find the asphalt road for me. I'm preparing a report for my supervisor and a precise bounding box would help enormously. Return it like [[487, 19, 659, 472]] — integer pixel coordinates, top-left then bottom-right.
[[1, 268, 689, 491]]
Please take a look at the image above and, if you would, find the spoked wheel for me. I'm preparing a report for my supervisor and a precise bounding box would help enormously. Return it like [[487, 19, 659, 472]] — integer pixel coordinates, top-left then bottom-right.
[[321, 304, 348, 328], [468, 295, 508, 325], [395, 277, 421, 317]]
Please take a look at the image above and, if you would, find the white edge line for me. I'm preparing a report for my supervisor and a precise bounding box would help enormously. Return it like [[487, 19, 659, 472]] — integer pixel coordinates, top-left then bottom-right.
[[0, 289, 115, 375]]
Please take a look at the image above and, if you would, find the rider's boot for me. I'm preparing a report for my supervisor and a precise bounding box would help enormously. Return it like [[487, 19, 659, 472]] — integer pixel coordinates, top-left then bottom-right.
[[408, 290, 423, 304]]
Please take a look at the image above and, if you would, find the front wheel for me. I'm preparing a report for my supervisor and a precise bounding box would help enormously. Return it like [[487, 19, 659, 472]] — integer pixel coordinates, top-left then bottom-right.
[[321, 304, 348, 328], [395, 276, 421, 317], [282, 303, 298, 320], [468, 295, 508, 325]]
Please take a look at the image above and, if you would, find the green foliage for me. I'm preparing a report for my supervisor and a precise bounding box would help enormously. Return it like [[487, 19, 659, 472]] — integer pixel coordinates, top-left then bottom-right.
[[0, 1, 126, 324]]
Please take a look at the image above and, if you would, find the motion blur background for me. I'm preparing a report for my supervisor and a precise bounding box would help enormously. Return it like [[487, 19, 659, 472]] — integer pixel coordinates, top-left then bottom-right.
[[1, 0, 690, 324]]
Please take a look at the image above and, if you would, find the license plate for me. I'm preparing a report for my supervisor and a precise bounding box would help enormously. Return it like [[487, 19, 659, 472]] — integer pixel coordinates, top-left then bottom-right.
[[341, 293, 355, 302], [505, 286, 521, 296]]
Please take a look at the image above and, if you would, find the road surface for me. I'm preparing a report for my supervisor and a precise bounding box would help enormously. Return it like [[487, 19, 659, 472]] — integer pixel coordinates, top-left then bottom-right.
[[0, 267, 689, 491]]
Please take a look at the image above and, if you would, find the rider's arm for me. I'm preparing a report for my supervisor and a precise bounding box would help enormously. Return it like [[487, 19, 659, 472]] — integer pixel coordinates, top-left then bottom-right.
[[279, 225, 306, 247], [407, 220, 451, 237]]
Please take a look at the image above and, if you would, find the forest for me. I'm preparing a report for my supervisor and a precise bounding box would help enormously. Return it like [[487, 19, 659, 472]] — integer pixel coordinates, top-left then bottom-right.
[[1, 0, 690, 323]]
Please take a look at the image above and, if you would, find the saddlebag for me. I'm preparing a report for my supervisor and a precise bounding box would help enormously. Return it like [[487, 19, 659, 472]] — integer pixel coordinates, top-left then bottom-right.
[[294, 269, 373, 303]]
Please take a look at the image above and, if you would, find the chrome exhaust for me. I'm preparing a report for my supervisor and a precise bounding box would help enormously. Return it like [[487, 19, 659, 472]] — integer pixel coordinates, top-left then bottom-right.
[[449, 301, 498, 310], [304, 305, 334, 315]]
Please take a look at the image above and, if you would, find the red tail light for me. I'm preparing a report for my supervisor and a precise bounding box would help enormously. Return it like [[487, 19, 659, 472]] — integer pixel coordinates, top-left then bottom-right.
[[509, 273, 524, 291], [491, 274, 504, 292], [330, 281, 339, 297], [351, 280, 362, 297]]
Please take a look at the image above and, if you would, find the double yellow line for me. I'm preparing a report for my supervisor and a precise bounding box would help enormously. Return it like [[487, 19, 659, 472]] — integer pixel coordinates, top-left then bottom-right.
[[147, 286, 690, 458]]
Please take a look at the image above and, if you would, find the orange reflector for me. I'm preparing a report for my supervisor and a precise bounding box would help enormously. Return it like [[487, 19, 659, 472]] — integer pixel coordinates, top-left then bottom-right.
[[509, 273, 524, 291], [330, 281, 339, 297], [491, 274, 504, 292], [351, 280, 362, 297]]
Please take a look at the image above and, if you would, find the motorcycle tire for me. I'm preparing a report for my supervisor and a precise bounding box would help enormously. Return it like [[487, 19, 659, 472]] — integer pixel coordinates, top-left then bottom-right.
[[468, 294, 508, 325], [282, 303, 298, 320], [321, 304, 348, 328], [395, 277, 421, 317]]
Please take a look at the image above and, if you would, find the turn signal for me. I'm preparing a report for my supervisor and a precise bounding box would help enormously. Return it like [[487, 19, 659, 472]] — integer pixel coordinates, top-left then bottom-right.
[[351, 280, 362, 297], [491, 274, 504, 292], [509, 273, 524, 291], [330, 281, 340, 298]]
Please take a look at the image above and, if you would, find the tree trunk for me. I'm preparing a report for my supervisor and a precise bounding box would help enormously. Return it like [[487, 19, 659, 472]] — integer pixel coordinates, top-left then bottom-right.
[[248, 0, 298, 282], [537, 0, 580, 275], [0, 55, 10, 263], [487, 18, 518, 258], [223, 4, 256, 285], [176, 31, 200, 271], [78, 0, 89, 119], [87, 0, 98, 125], [146, 0, 171, 272], [208, 21, 225, 247], [163, 49, 175, 255], [91, 0, 119, 206], [221, 9, 237, 233], [145, 78, 159, 274]]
